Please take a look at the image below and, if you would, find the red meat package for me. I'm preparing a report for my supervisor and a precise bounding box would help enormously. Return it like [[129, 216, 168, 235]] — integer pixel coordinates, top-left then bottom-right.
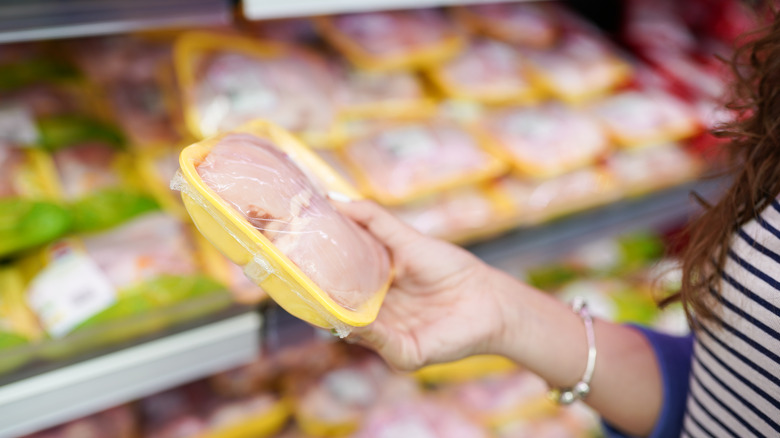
[[591, 90, 701, 148], [339, 121, 506, 205], [452, 2, 560, 48], [480, 103, 610, 178], [426, 38, 538, 105], [316, 9, 462, 70], [520, 32, 632, 104], [175, 32, 340, 143]]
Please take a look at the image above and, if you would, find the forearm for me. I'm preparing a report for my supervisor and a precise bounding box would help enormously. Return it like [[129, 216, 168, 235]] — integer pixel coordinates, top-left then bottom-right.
[[487, 269, 662, 436]]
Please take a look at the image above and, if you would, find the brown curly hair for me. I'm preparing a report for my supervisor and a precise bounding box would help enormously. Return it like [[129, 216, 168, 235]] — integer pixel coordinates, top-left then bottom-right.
[[666, 10, 780, 325]]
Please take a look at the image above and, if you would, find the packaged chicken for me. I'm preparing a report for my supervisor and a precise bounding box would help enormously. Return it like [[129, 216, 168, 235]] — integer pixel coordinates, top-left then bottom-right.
[[426, 38, 538, 105], [479, 103, 610, 178], [0, 266, 42, 374], [451, 2, 559, 48], [605, 143, 702, 196], [292, 356, 389, 437], [21, 404, 136, 438], [520, 32, 632, 104], [140, 383, 209, 438], [448, 371, 556, 428], [26, 212, 228, 358], [336, 65, 436, 121], [390, 185, 501, 243], [173, 120, 392, 334], [352, 397, 490, 438], [414, 355, 517, 385], [339, 120, 506, 205], [47, 142, 158, 232], [244, 18, 320, 45], [316, 9, 463, 71], [493, 169, 618, 225], [203, 393, 290, 438], [174, 32, 341, 146], [591, 90, 701, 148], [67, 35, 174, 85]]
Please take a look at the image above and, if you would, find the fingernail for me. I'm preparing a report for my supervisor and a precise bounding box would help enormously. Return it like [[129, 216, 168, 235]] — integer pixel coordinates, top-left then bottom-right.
[[327, 191, 352, 203]]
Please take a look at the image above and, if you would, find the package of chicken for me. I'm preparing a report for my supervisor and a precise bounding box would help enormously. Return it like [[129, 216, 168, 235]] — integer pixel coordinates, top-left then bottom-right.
[[492, 169, 619, 226], [478, 103, 611, 179], [0, 266, 42, 375], [339, 119, 507, 205], [426, 38, 539, 105], [519, 31, 632, 105], [24, 212, 230, 359], [451, 2, 560, 48], [335, 63, 436, 121], [591, 90, 702, 148], [174, 32, 342, 147], [172, 120, 392, 335], [604, 142, 702, 196], [315, 9, 463, 71]]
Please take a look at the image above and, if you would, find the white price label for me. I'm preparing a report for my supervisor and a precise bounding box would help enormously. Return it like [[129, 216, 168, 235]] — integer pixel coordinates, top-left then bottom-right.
[[0, 105, 39, 148], [27, 250, 117, 338]]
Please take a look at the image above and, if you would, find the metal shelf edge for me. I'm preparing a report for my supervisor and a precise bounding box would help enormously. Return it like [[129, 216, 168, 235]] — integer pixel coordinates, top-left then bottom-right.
[[0, 311, 261, 438]]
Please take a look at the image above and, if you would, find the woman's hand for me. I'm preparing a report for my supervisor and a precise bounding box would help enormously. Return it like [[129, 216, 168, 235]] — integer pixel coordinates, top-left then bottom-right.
[[333, 199, 509, 371]]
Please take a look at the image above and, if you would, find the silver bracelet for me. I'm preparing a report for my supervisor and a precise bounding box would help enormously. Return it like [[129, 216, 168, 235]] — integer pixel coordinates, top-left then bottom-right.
[[548, 297, 597, 405]]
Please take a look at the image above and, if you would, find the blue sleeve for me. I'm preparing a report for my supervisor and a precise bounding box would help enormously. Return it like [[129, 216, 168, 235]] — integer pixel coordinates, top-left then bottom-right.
[[602, 325, 694, 438]]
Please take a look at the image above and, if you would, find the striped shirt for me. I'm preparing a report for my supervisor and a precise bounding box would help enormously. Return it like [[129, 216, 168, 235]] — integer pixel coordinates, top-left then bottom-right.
[[682, 198, 780, 437]]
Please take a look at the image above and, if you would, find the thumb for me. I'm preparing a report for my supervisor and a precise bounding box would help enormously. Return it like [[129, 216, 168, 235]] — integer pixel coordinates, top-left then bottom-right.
[[328, 194, 420, 251]]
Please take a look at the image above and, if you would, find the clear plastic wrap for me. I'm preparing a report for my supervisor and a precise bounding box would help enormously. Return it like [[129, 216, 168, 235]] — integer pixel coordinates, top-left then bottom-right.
[[390, 185, 500, 243], [605, 143, 702, 196], [352, 397, 490, 438], [27, 212, 229, 358], [316, 9, 463, 71], [520, 31, 632, 104], [493, 169, 618, 225], [451, 2, 559, 48], [426, 38, 538, 105], [174, 32, 341, 144], [172, 120, 392, 334], [479, 103, 610, 178], [0, 266, 41, 375], [591, 90, 701, 148], [448, 371, 554, 428], [335, 65, 436, 120], [339, 120, 506, 205]]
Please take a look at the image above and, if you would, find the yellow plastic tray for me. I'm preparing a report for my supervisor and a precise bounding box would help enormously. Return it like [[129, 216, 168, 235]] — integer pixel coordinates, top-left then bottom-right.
[[202, 398, 291, 438], [176, 120, 391, 330], [314, 16, 463, 72], [414, 355, 517, 385]]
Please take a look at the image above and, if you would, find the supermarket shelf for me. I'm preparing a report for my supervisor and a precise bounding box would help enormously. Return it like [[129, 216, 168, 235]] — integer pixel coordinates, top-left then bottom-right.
[[243, 0, 531, 20], [0, 311, 262, 438], [0, 0, 229, 44], [468, 177, 728, 273]]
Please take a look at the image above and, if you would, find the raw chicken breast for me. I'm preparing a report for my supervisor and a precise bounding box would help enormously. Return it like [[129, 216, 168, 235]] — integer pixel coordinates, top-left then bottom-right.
[[592, 91, 700, 146], [331, 9, 454, 56], [605, 143, 700, 193], [450, 371, 548, 420], [353, 398, 489, 438], [196, 134, 391, 311], [107, 79, 182, 146], [82, 212, 198, 290], [193, 51, 338, 137], [0, 148, 26, 198], [343, 122, 499, 202], [391, 187, 495, 240], [435, 38, 534, 99], [459, 2, 558, 47], [338, 67, 424, 108], [52, 143, 121, 200], [483, 103, 609, 177]]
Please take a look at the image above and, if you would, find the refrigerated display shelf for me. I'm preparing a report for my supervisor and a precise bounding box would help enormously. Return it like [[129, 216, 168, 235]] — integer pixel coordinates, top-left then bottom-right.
[[0, 310, 262, 438], [0, 0, 230, 44], [468, 176, 728, 272], [243, 0, 535, 20]]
